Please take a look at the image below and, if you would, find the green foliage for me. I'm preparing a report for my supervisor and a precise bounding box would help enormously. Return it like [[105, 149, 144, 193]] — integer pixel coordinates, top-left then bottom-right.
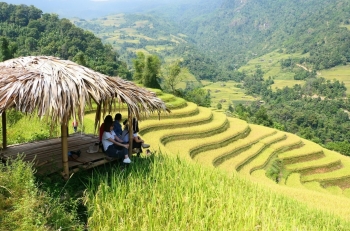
[[236, 69, 350, 146], [293, 69, 316, 80], [216, 103, 222, 110], [72, 51, 87, 66], [161, 60, 182, 93], [132, 52, 161, 89], [181, 49, 221, 81], [4, 115, 56, 145], [0, 156, 83, 230], [132, 52, 145, 83], [251, 106, 273, 127], [177, 85, 211, 107], [325, 141, 350, 157], [175, 0, 350, 73], [0, 36, 13, 61], [0, 2, 130, 78], [228, 104, 234, 113], [266, 158, 283, 183], [143, 55, 161, 89], [6, 110, 24, 126]]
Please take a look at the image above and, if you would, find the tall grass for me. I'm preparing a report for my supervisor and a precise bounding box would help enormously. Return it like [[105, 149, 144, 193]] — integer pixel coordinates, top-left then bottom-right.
[[0, 156, 83, 231], [84, 154, 350, 230]]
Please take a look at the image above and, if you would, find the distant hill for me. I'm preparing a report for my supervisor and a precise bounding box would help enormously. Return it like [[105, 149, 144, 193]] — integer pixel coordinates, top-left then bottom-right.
[[0, 2, 130, 78], [72, 13, 222, 82], [72, 0, 350, 82], [71, 13, 188, 65], [172, 0, 350, 72]]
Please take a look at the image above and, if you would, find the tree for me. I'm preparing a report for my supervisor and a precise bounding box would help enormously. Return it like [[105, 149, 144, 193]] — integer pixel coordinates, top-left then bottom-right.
[[143, 55, 161, 89], [132, 52, 145, 83], [162, 60, 182, 93], [0, 36, 12, 61], [73, 51, 87, 67]]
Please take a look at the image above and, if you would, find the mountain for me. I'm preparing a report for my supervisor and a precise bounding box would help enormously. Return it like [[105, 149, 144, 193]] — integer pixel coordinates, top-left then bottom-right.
[[172, 0, 350, 71], [0, 2, 130, 78]]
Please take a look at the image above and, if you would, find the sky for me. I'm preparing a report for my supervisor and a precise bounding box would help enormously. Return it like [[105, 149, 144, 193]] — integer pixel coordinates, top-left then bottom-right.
[[2, 0, 191, 19]]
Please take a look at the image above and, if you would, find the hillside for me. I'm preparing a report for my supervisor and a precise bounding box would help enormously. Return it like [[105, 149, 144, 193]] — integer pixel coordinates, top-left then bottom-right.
[[71, 14, 191, 67], [173, 0, 350, 73], [82, 89, 350, 217], [133, 90, 350, 219], [0, 3, 130, 78]]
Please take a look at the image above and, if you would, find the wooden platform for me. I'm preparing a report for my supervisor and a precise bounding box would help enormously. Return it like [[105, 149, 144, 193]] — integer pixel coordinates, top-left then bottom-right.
[[0, 133, 118, 175]]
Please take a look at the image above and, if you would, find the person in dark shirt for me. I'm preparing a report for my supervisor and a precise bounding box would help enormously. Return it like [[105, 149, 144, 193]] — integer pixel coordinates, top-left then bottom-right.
[[113, 113, 122, 138]]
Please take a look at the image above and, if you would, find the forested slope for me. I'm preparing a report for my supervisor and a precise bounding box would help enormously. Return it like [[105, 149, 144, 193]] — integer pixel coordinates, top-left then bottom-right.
[[173, 0, 350, 72], [0, 3, 130, 78]]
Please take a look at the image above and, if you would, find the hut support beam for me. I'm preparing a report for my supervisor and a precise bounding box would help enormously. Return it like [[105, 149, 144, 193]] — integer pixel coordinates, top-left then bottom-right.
[[2, 111, 6, 149], [61, 123, 69, 179], [128, 107, 133, 158], [95, 104, 101, 135]]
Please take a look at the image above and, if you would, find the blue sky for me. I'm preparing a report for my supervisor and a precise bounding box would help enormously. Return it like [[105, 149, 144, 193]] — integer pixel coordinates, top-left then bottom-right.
[[2, 0, 191, 18]]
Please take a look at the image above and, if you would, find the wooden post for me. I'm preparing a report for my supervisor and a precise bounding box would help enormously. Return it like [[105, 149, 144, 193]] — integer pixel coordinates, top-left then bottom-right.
[[128, 107, 133, 157], [95, 104, 101, 136], [2, 111, 6, 149], [61, 122, 69, 179]]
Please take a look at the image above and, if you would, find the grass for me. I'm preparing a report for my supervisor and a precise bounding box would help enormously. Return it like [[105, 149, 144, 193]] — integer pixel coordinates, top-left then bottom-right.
[[271, 79, 305, 90], [83, 154, 350, 230], [318, 65, 350, 94], [201, 80, 256, 109], [0, 156, 83, 230]]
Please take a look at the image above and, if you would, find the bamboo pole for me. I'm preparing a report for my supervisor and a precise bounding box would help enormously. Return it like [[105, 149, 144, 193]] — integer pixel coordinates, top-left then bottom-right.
[[2, 111, 6, 149], [128, 106, 133, 158], [95, 103, 101, 136], [61, 121, 69, 179]]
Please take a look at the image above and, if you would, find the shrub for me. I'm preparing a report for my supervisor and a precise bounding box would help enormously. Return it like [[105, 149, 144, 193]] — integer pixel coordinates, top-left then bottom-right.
[[0, 156, 83, 230]]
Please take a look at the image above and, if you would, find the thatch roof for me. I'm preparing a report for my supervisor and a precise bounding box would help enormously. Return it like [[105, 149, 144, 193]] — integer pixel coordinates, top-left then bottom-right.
[[0, 56, 168, 125]]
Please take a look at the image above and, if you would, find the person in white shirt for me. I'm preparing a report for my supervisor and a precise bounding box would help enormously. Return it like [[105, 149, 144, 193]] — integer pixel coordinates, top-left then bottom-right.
[[102, 121, 131, 164]]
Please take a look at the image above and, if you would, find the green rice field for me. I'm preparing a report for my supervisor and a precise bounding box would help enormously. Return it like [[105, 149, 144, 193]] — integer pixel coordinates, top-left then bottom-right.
[[201, 80, 256, 109], [319, 65, 350, 94], [4, 86, 350, 229]]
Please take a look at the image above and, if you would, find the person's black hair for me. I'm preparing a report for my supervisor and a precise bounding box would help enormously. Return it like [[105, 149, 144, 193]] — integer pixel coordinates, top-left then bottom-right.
[[104, 115, 113, 124], [133, 118, 139, 133], [115, 113, 122, 121], [104, 121, 113, 132]]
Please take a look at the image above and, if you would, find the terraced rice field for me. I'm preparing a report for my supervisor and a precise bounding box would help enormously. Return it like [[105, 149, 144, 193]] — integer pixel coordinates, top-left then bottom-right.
[[138, 90, 350, 219]]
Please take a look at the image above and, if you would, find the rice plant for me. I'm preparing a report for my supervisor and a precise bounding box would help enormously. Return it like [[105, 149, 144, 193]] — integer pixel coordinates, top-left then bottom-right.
[[83, 154, 350, 230]]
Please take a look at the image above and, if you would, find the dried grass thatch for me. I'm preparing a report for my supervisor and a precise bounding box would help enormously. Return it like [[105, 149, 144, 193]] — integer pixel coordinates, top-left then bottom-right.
[[0, 56, 168, 125]]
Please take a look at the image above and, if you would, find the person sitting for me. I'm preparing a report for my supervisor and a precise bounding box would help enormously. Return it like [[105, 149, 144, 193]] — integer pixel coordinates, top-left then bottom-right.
[[102, 121, 131, 164], [72, 119, 78, 133], [99, 115, 113, 152], [113, 113, 123, 139], [121, 118, 150, 156]]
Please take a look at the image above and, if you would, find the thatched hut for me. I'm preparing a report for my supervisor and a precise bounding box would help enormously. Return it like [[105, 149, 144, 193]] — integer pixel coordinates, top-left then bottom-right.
[[0, 56, 168, 178]]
